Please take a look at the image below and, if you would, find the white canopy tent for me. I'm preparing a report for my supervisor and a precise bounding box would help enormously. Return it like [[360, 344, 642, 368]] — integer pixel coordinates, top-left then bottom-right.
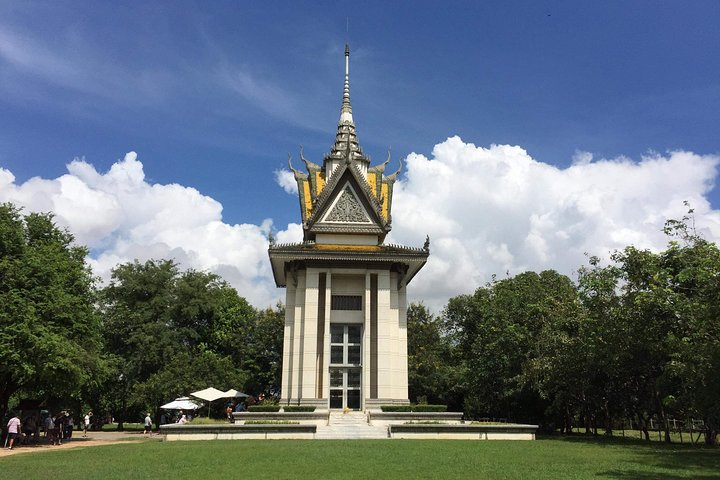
[[160, 397, 202, 410], [190, 387, 227, 402], [223, 389, 249, 399], [191, 387, 228, 417]]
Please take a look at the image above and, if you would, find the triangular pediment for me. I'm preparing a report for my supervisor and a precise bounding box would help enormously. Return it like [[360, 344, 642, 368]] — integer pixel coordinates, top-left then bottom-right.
[[304, 163, 389, 241], [321, 184, 373, 224]]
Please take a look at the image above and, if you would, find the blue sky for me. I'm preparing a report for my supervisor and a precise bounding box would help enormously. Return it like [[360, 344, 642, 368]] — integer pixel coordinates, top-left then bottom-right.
[[2, 1, 719, 309]]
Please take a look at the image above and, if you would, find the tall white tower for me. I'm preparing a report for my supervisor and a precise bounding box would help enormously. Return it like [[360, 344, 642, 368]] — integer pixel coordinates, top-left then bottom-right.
[[268, 45, 428, 410]]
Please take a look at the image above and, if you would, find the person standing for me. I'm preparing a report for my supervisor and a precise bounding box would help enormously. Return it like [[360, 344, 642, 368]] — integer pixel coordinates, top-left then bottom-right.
[[143, 413, 152, 436], [83, 411, 92, 437], [66, 413, 74, 439], [6, 413, 20, 449], [43, 414, 58, 445]]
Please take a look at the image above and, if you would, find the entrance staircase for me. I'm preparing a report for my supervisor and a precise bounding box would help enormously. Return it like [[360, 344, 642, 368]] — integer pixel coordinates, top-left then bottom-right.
[[315, 412, 388, 440]]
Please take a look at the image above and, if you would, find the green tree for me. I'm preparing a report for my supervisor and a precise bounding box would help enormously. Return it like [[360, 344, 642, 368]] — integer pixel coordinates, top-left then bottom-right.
[[235, 304, 284, 396], [658, 214, 720, 445], [444, 271, 577, 426], [99, 260, 257, 424], [0, 203, 101, 416], [407, 303, 463, 409]]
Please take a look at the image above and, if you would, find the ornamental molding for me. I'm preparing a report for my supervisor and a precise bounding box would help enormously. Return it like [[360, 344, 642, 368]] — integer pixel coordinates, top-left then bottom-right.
[[322, 184, 372, 224]]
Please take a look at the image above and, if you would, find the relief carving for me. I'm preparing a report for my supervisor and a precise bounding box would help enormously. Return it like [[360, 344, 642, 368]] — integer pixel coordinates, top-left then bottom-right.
[[325, 186, 369, 223]]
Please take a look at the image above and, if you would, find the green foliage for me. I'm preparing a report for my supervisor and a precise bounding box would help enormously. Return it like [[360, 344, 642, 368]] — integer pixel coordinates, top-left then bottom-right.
[[412, 405, 448, 412], [407, 303, 463, 411], [379, 405, 447, 412], [97, 260, 264, 423], [282, 406, 316, 412], [235, 305, 284, 396], [248, 405, 281, 412], [244, 420, 299, 424], [444, 270, 574, 424], [0, 203, 102, 416], [429, 206, 720, 444], [380, 405, 413, 412]]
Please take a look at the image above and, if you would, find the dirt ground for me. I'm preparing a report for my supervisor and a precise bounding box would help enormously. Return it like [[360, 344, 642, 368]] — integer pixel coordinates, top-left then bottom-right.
[[0, 431, 160, 457]]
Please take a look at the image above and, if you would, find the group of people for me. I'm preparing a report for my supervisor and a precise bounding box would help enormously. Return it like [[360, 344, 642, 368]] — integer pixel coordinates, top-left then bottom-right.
[[225, 402, 248, 420], [4, 410, 93, 449]]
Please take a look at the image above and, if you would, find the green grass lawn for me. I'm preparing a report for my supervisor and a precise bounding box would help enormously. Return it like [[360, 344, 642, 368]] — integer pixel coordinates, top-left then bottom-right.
[[1, 436, 718, 479]]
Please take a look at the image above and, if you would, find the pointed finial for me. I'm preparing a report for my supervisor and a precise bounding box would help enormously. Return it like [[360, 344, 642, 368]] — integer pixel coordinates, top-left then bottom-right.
[[340, 44, 353, 124]]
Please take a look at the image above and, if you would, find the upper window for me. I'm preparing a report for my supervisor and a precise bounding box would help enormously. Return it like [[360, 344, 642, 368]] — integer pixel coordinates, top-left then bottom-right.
[[331, 295, 362, 311]]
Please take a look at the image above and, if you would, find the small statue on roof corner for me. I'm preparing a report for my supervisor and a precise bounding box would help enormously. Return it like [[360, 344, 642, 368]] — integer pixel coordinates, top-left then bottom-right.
[[268, 231, 276, 246], [423, 235, 430, 251]]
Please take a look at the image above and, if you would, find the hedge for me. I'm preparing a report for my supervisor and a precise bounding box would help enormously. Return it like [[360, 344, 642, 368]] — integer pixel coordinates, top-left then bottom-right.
[[283, 406, 316, 412], [380, 405, 448, 412], [248, 405, 282, 412], [413, 405, 448, 412], [380, 405, 413, 412]]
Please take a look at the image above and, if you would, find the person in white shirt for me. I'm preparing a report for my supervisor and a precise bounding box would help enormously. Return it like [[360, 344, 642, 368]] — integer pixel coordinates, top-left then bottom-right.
[[83, 411, 92, 437]]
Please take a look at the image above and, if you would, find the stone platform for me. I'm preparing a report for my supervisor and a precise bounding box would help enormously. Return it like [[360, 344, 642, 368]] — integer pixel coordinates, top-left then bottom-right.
[[160, 412, 538, 441]]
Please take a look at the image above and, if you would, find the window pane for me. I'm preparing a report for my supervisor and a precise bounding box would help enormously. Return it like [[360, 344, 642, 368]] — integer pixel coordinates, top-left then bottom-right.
[[330, 325, 344, 344], [348, 369, 361, 388], [331, 346, 344, 364], [347, 325, 361, 344], [347, 390, 361, 409], [348, 345, 361, 364], [330, 390, 343, 409], [330, 369, 343, 387]]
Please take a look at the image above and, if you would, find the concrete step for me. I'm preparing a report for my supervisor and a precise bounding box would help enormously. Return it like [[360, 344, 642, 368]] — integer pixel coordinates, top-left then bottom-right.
[[316, 412, 388, 439], [315, 426, 388, 440]]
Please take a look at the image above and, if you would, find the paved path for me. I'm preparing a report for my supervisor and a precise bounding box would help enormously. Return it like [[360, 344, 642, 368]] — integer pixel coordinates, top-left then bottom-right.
[[1, 430, 158, 457]]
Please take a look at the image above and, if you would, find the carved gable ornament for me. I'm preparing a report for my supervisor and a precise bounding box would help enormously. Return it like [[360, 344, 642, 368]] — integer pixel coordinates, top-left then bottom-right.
[[321, 184, 373, 224]]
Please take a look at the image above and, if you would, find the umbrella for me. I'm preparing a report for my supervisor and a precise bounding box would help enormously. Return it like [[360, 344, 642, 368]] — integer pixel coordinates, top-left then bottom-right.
[[190, 387, 227, 417], [160, 397, 201, 410], [223, 389, 249, 399]]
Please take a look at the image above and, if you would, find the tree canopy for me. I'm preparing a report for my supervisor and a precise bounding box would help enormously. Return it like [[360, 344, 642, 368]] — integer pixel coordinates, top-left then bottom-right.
[[0, 203, 101, 415], [410, 211, 720, 445]]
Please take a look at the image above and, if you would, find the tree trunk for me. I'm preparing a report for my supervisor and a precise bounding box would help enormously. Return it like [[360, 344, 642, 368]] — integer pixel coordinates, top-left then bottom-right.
[[584, 412, 591, 435], [704, 421, 718, 446], [654, 390, 672, 443], [603, 399, 613, 436], [564, 405, 573, 434], [638, 414, 650, 441], [0, 376, 18, 418]]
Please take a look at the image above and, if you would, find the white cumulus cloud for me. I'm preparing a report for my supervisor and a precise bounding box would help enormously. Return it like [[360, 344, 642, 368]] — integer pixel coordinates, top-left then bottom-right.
[[3, 138, 720, 313], [0, 152, 289, 308], [387, 136, 720, 310]]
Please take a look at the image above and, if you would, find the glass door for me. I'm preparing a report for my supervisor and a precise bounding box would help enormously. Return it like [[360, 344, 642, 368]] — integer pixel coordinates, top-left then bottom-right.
[[329, 324, 362, 410]]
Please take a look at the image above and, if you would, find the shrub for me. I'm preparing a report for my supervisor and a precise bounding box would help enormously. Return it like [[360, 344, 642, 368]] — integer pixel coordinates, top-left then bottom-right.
[[248, 405, 281, 412], [245, 420, 299, 425], [380, 405, 413, 412], [380, 405, 448, 412], [283, 406, 316, 412], [412, 405, 448, 412]]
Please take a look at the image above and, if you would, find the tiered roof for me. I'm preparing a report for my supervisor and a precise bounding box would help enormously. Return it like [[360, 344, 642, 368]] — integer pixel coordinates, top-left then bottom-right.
[[288, 45, 401, 243], [269, 44, 428, 288]]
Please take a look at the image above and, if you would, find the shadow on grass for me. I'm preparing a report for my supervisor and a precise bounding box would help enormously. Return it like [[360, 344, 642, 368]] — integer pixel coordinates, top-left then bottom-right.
[[546, 434, 720, 479], [598, 470, 720, 480]]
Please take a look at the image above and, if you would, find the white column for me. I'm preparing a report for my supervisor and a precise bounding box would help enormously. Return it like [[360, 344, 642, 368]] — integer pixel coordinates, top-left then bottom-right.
[[322, 271, 332, 402], [301, 269, 320, 400], [290, 274, 306, 402], [281, 282, 296, 403], [376, 270, 393, 399]]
